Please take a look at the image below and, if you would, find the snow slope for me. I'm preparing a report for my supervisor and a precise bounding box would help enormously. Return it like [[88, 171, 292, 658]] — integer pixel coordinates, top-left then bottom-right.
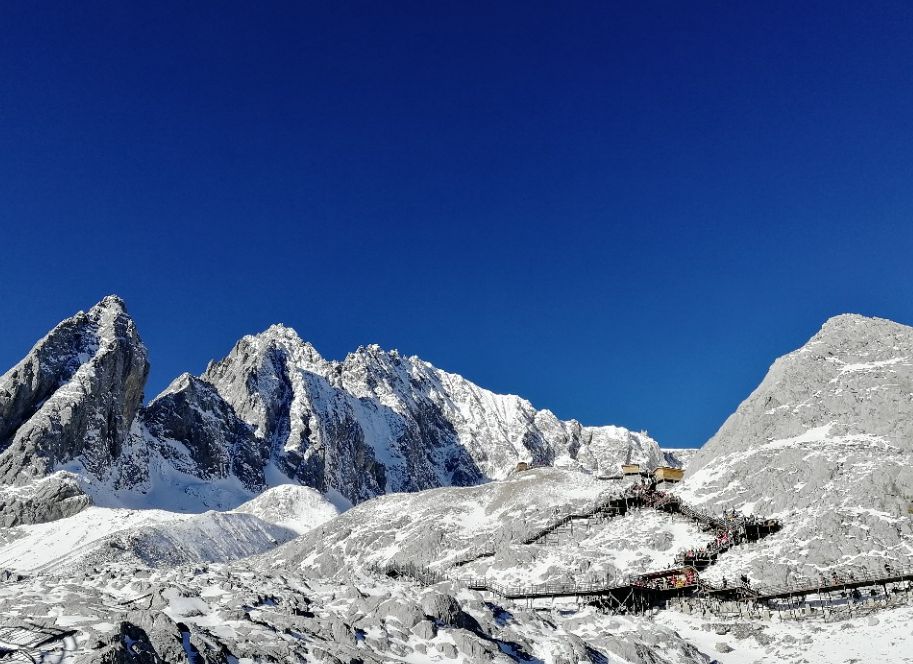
[[232, 483, 342, 533], [266, 467, 611, 577], [678, 314, 913, 584], [0, 506, 189, 572]]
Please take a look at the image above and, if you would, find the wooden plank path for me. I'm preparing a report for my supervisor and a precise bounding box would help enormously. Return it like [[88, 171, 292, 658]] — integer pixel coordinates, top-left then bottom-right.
[[378, 481, 913, 619], [378, 481, 784, 614], [753, 565, 913, 603]]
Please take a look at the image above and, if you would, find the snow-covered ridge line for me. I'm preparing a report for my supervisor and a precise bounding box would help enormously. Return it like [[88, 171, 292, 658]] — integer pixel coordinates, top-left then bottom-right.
[[0, 295, 662, 515], [199, 320, 665, 504]]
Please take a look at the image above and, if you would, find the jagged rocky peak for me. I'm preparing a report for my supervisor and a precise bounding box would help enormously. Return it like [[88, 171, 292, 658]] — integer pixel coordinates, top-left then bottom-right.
[[202, 323, 330, 438], [201, 324, 389, 503], [0, 295, 148, 489], [139, 373, 266, 492], [680, 312, 913, 581], [195, 326, 665, 504]]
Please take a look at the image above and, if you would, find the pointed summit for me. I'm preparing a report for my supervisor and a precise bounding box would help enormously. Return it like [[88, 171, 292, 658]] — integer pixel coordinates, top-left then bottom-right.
[[91, 294, 128, 313], [0, 296, 148, 520]]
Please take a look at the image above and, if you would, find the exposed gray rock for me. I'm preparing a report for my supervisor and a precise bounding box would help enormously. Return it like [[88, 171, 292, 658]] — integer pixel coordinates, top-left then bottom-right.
[[412, 619, 437, 640], [379, 597, 424, 628], [201, 325, 664, 504], [0, 295, 148, 484], [681, 314, 913, 582], [139, 374, 266, 492], [663, 448, 697, 468], [0, 471, 90, 526], [420, 590, 462, 624]]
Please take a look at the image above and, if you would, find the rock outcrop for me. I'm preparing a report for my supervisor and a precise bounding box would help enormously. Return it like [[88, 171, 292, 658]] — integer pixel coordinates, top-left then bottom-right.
[[0, 295, 148, 484], [680, 314, 913, 582], [0, 471, 90, 526], [139, 373, 266, 492]]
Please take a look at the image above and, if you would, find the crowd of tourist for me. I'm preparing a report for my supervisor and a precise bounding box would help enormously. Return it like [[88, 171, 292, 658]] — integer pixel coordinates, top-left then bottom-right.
[[675, 527, 737, 565], [633, 567, 697, 590]]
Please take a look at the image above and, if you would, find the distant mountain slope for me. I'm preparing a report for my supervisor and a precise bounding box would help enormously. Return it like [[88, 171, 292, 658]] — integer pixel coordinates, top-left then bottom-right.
[[0, 296, 661, 514], [662, 448, 697, 468], [195, 323, 665, 504], [679, 314, 913, 583]]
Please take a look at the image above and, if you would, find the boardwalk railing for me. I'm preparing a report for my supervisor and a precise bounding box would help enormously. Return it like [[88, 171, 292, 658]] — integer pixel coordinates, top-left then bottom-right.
[[371, 480, 788, 615], [752, 565, 913, 602], [464, 576, 634, 599]]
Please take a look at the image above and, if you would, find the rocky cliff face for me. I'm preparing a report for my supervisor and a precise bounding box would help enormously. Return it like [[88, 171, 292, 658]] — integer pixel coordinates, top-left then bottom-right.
[[0, 297, 661, 512], [138, 373, 266, 492], [201, 325, 664, 504], [0, 295, 148, 488], [680, 314, 913, 582]]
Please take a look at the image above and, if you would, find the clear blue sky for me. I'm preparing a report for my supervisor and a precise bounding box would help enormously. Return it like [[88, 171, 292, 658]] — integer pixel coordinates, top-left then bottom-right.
[[2, 2, 913, 447]]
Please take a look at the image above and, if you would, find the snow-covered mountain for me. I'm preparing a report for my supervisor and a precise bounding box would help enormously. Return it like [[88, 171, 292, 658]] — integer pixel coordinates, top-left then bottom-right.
[[200, 323, 664, 504], [3, 299, 913, 663], [679, 313, 913, 583], [0, 296, 662, 514], [0, 296, 147, 523], [0, 295, 147, 482]]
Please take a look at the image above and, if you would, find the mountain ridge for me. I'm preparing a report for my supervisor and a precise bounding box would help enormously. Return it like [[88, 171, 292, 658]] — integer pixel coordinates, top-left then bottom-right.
[[0, 295, 665, 515]]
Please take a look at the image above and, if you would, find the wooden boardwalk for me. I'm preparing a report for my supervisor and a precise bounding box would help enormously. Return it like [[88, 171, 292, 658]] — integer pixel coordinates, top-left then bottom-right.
[[444, 482, 784, 613], [378, 481, 913, 618], [753, 566, 913, 603]]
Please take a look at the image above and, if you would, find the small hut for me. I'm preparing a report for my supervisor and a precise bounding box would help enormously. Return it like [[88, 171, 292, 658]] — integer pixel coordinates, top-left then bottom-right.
[[621, 463, 642, 476], [653, 466, 685, 483]]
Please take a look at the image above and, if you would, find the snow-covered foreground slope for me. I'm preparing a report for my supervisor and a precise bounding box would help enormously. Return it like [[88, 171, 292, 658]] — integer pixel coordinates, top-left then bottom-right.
[[262, 465, 713, 590], [0, 504, 301, 572], [678, 314, 913, 584], [0, 486, 342, 573], [0, 505, 190, 571], [267, 467, 611, 577], [0, 466, 909, 663], [457, 508, 709, 587], [0, 457, 906, 662], [0, 562, 714, 664], [662, 605, 913, 664]]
